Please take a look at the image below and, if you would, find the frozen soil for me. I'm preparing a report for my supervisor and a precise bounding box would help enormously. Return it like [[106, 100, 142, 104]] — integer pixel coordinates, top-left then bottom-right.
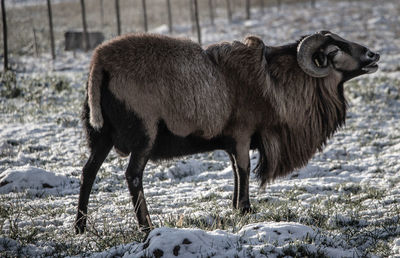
[[1, 0, 400, 257]]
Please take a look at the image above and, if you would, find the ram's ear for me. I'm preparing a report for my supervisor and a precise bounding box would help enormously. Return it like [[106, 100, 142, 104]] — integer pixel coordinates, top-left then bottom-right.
[[244, 36, 265, 49], [245, 36, 266, 63]]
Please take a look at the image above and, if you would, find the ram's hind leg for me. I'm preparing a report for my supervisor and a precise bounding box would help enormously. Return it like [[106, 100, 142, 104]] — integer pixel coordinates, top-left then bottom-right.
[[125, 149, 153, 232], [75, 132, 112, 234], [124, 123, 156, 233]]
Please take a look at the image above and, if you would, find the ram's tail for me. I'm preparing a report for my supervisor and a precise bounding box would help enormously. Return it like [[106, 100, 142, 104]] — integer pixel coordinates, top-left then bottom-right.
[[87, 59, 104, 130]]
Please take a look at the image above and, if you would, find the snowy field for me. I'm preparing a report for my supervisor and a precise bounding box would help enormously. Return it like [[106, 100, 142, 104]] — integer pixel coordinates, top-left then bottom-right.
[[1, 0, 400, 257]]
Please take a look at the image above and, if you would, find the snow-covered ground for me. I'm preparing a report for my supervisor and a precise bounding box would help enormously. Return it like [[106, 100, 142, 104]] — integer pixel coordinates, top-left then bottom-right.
[[1, 0, 400, 257]]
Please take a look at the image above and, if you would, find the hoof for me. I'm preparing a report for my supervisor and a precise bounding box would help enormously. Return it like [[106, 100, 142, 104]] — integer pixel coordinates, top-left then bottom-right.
[[74, 222, 86, 234], [140, 226, 154, 242], [239, 203, 252, 214], [74, 215, 87, 234]]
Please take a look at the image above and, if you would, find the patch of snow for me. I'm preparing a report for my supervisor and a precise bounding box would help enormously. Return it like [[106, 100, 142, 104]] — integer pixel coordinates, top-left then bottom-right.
[[393, 238, 400, 254], [0, 166, 78, 194], [151, 24, 170, 34], [92, 222, 357, 257], [238, 222, 315, 246]]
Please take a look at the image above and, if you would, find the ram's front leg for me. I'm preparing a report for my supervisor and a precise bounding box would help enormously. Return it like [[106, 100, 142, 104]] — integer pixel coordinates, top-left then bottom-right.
[[228, 152, 239, 209], [231, 136, 251, 213]]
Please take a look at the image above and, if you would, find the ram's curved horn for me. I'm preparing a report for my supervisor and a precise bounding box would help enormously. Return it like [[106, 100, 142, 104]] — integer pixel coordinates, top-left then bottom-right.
[[297, 32, 331, 78]]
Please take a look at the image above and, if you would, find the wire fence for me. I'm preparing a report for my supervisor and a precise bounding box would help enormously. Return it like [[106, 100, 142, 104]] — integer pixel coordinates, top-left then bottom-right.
[[1, 0, 359, 69]]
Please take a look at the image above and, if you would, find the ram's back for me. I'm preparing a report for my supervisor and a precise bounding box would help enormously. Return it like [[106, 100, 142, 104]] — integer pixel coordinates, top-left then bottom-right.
[[94, 34, 232, 138]]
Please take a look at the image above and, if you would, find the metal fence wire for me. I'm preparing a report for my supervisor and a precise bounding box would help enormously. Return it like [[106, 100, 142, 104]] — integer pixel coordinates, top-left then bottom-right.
[[1, 0, 363, 63]]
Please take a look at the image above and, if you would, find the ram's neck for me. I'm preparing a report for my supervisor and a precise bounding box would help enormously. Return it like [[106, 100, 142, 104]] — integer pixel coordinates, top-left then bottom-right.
[[255, 52, 347, 186]]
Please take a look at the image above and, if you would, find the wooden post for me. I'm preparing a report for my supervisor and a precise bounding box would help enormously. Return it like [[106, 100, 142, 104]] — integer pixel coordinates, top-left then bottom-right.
[[189, 0, 195, 33], [246, 0, 251, 20], [115, 0, 121, 35], [166, 0, 172, 33], [311, 0, 316, 8], [142, 0, 148, 32], [80, 0, 90, 51], [208, 0, 214, 26], [260, 0, 264, 14], [33, 27, 39, 57], [277, 0, 281, 10], [193, 0, 201, 45], [1, 0, 7, 71], [226, 0, 232, 23], [46, 0, 55, 59], [100, 0, 104, 28]]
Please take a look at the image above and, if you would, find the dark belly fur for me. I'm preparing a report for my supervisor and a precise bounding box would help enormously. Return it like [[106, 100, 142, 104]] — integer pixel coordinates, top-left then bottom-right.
[[150, 121, 236, 161]]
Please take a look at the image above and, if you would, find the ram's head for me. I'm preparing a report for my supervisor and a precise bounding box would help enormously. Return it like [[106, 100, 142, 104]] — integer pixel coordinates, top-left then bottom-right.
[[297, 31, 380, 81]]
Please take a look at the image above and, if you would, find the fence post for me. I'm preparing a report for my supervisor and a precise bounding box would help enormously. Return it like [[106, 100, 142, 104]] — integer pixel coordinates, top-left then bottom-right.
[[166, 0, 172, 33], [260, 0, 265, 14], [189, 0, 195, 33], [311, 0, 316, 8], [32, 26, 39, 57], [80, 0, 90, 51], [1, 0, 7, 71], [246, 0, 251, 20], [115, 0, 121, 35], [100, 0, 104, 27], [208, 0, 214, 26], [226, 0, 232, 23], [277, 0, 281, 10], [142, 0, 148, 32], [193, 0, 201, 45], [46, 0, 55, 59]]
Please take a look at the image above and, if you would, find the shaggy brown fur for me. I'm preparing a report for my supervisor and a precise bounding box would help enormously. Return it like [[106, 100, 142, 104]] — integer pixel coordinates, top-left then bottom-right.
[[89, 34, 232, 140], [88, 33, 347, 186], [255, 52, 346, 185], [206, 39, 346, 187], [77, 32, 379, 233]]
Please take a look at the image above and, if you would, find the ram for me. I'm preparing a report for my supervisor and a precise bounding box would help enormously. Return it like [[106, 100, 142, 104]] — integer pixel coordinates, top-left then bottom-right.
[[75, 31, 379, 233]]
